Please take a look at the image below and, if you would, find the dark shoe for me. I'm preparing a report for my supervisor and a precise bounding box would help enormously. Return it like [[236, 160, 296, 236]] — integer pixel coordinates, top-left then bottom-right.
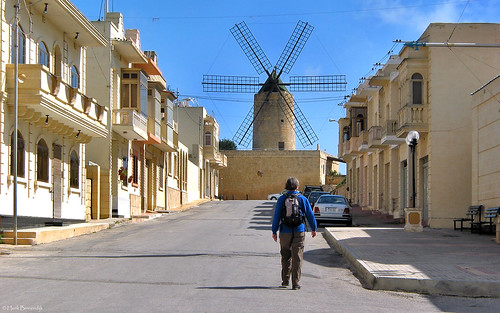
[[292, 285, 301, 290], [279, 282, 289, 288]]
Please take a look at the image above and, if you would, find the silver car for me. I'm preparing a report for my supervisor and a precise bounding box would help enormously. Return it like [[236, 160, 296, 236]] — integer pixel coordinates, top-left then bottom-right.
[[313, 195, 352, 226], [267, 190, 287, 200]]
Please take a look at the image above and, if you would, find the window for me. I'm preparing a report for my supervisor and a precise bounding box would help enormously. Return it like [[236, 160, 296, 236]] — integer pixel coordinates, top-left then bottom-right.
[[278, 142, 284, 150], [37, 139, 49, 182], [53, 45, 62, 77], [356, 114, 365, 136], [38, 41, 49, 67], [71, 66, 79, 89], [158, 162, 164, 189], [205, 132, 212, 146], [11, 24, 26, 64], [10, 131, 25, 178], [411, 73, 423, 105], [132, 154, 139, 185], [70, 151, 79, 188]]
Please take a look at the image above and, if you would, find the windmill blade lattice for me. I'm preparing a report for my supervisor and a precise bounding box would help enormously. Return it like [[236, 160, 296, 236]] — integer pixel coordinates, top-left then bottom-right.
[[276, 88, 319, 147], [230, 22, 273, 75], [275, 20, 314, 77], [232, 106, 254, 147], [289, 75, 347, 92], [203, 75, 261, 93]]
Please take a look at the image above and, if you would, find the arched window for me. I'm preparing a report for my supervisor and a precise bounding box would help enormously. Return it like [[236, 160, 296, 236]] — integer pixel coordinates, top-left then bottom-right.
[[411, 73, 423, 105], [38, 41, 49, 67], [37, 139, 49, 182], [11, 24, 26, 64], [71, 65, 79, 88], [70, 150, 79, 188], [204, 132, 212, 146], [10, 131, 25, 178], [343, 126, 350, 142], [356, 114, 365, 136], [53, 45, 62, 77]]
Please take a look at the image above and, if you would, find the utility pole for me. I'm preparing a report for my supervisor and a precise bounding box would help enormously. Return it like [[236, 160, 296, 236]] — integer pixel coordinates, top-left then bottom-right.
[[13, 0, 20, 245]]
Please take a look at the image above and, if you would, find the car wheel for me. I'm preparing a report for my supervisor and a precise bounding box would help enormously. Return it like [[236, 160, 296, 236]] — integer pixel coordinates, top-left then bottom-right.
[[346, 220, 352, 227], [271, 197, 276, 200]]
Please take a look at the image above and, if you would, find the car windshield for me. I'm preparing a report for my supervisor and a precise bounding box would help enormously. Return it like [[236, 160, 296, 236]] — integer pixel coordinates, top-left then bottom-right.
[[308, 192, 328, 202], [317, 196, 347, 205]]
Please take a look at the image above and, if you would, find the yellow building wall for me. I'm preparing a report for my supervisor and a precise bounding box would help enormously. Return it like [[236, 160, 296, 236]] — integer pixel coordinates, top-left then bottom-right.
[[220, 150, 338, 200], [472, 76, 500, 208]]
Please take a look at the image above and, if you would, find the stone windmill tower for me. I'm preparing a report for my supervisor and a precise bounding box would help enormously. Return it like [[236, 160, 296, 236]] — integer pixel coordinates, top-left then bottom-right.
[[203, 21, 346, 150]]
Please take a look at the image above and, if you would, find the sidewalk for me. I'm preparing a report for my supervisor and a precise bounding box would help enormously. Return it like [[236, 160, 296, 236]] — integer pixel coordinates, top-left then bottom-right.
[[324, 225, 500, 297], [0, 199, 210, 245]]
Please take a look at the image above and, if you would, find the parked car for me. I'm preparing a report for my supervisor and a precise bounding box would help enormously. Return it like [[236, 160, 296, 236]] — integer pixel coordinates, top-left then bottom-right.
[[303, 185, 323, 198], [307, 191, 330, 207], [267, 190, 287, 200], [313, 195, 352, 226]]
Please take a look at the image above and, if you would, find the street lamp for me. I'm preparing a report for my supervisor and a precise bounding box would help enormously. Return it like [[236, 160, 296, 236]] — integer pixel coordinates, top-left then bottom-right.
[[406, 131, 420, 208]]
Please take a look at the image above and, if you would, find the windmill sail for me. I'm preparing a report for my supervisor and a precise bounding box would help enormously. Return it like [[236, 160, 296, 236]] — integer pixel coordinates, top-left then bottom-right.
[[203, 20, 346, 149]]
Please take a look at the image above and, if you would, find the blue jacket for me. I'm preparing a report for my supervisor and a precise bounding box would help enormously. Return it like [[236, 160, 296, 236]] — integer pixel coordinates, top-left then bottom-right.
[[272, 190, 317, 234]]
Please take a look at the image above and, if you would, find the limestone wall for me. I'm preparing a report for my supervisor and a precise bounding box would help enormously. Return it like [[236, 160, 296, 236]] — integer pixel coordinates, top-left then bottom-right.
[[220, 150, 338, 200]]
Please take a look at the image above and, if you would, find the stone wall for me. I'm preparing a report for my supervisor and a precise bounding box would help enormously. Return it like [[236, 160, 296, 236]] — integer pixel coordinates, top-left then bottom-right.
[[220, 150, 338, 200]]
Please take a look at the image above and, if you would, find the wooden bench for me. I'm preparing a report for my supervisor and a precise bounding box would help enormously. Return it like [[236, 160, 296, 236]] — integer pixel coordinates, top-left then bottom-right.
[[471, 207, 499, 234], [453, 205, 483, 231]]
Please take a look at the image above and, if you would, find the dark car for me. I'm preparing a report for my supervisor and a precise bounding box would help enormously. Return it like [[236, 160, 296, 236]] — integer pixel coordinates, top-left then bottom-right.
[[307, 191, 330, 207], [303, 185, 323, 199], [313, 195, 352, 226]]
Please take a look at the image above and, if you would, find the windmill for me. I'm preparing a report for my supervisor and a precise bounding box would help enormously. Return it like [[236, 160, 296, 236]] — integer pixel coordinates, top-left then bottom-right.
[[203, 21, 346, 150]]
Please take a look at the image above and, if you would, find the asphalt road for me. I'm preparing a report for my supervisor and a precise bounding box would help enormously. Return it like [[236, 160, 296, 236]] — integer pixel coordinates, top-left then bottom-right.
[[1, 200, 499, 313]]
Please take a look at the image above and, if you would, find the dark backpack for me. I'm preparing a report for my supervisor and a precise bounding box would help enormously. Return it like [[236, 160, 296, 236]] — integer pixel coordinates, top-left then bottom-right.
[[281, 194, 304, 227]]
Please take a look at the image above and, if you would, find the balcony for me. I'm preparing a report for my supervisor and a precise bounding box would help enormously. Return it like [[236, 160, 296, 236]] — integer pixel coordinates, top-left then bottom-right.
[[112, 109, 148, 141], [6, 64, 108, 142], [358, 131, 369, 152], [205, 147, 227, 168], [397, 104, 429, 137], [368, 126, 385, 149], [153, 121, 178, 152], [341, 135, 364, 159], [381, 120, 405, 145], [139, 117, 162, 144]]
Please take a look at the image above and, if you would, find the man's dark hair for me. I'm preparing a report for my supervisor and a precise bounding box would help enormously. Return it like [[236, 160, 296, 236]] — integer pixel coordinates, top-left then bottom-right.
[[285, 177, 299, 191]]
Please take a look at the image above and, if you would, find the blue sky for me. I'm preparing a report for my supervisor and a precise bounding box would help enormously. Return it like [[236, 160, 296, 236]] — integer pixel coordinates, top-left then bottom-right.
[[72, 0, 500, 173]]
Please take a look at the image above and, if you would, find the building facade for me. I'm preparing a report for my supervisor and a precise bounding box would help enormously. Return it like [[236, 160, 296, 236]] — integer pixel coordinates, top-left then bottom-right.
[[472, 75, 500, 208], [0, 0, 108, 222], [176, 102, 227, 202], [339, 23, 500, 228]]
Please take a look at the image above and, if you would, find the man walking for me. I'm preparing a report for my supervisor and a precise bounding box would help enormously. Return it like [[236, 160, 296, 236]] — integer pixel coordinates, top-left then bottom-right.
[[272, 177, 317, 290]]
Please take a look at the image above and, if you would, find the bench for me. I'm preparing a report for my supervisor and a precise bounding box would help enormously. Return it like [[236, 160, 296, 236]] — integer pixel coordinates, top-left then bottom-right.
[[453, 205, 483, 231], [471, 207, 499, 234]]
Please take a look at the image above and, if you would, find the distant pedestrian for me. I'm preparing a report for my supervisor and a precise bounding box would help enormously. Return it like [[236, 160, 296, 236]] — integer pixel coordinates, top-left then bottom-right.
[[272, 177, 317, 290]]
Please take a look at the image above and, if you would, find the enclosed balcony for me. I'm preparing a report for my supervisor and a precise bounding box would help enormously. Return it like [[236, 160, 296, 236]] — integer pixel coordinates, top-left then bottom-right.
[[6, 64, 108, 143], [153, 121, 178, 152], [112, 109, 148, 141]]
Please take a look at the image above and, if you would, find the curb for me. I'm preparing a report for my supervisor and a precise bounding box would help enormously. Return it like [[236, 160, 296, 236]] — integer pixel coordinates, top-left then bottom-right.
[[323, 228, 500, 297]]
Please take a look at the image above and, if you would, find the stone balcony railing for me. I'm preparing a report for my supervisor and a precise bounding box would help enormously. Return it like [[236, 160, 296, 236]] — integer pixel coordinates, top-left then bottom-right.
[[397, 103, 429, 136], [6, 64, 108, 141]]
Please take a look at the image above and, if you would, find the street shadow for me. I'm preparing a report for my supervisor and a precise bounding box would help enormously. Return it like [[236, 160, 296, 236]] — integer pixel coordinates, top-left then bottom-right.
[[303, 247, 349, 269], [197, 286, 285, 290]]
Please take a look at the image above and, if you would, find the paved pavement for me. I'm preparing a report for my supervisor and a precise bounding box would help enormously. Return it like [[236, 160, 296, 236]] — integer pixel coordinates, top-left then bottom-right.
[[324, 206, 500, 297], [2, 200, 500, 298]]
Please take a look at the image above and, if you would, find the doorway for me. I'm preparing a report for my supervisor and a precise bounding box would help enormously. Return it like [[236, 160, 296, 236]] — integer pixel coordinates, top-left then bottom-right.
[[52, 144, 63, 218]]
